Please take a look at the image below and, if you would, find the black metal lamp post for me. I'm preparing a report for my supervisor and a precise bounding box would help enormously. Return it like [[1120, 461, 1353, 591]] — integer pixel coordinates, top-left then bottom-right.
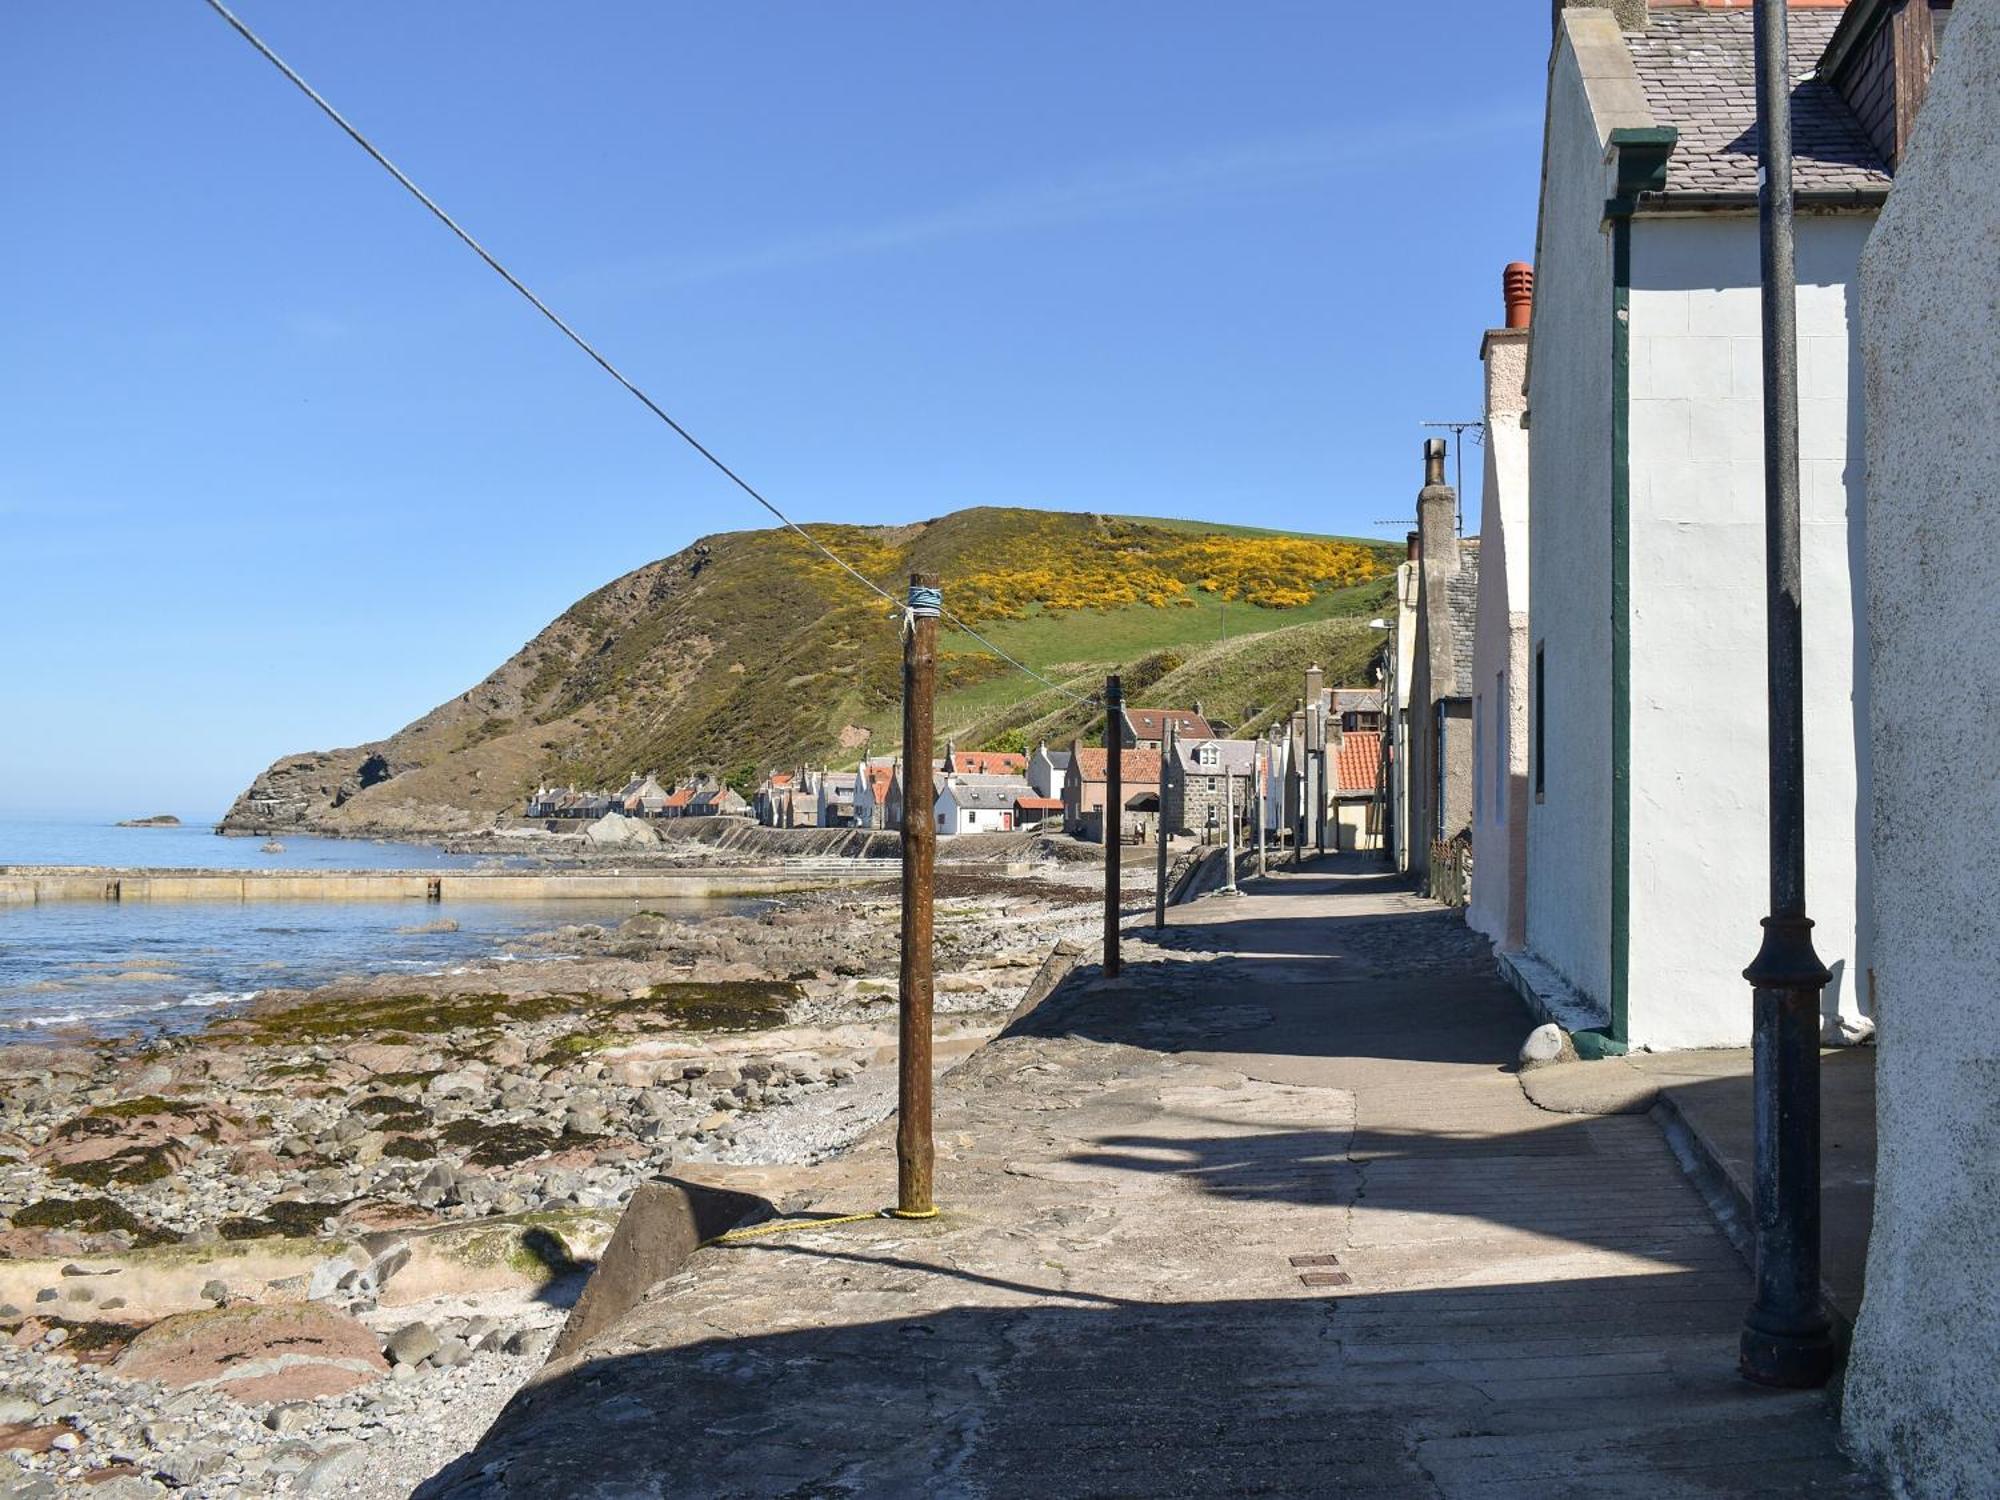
[[1739, 0, 1836, 1390]]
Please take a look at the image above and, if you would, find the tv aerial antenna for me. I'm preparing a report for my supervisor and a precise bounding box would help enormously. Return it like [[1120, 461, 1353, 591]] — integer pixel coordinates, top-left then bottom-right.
[[1421, 420, 1485, 534]]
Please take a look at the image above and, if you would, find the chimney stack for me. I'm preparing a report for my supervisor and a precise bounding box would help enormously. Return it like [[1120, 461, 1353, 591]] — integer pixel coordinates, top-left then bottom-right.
[[1418, 440, 1459, 580], [1503, 262, 1535, 329]]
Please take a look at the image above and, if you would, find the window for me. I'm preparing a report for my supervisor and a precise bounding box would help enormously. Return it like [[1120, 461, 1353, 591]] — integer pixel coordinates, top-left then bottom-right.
[[1533, 646, 1546, 803], [1195, 744, 1219, 768]]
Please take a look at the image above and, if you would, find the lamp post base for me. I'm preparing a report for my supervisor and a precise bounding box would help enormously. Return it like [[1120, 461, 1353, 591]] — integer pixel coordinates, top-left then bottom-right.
[[1739, 1313, 1837, 1389]]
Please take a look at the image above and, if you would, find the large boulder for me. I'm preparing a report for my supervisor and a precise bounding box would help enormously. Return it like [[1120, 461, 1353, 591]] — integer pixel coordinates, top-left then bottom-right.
[[583, 812, 660, 848], [111, 1304, 387, 1403]]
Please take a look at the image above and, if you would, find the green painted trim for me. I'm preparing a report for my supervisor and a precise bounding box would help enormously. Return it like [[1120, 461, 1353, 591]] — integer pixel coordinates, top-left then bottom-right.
[[1572, 1027, 1630, 1061], [1609, 212, 1632, 1047]]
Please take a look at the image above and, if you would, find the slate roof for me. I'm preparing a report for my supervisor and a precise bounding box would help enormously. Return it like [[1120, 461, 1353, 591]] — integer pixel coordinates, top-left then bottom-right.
[[1447, 552, 1481, 698], [944, 776, 1035, 811], [1170, 738, 1259, 777], [1625, 9, 1890, 194], [1124, 708, 1214, 743]]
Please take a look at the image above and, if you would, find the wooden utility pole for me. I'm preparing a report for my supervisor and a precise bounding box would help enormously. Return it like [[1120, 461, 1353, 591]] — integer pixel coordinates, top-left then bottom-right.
[[895, 573, 940, 1218], [1103, 674, 1123, 977], [1155, 719, 1174, 928]]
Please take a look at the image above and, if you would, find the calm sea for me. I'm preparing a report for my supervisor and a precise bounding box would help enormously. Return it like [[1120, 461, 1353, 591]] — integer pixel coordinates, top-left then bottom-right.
[[0, 819, 733, 1045], [0, 817, 475, 872]]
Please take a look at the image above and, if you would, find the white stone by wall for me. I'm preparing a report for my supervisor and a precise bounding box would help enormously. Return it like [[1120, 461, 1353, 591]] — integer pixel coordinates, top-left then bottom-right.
[[1523, 24, 1620, 1014], [1623, 213, 1873, 1049], [1468, 329, 1531, 951], [1844, 0, 2000, 1489]]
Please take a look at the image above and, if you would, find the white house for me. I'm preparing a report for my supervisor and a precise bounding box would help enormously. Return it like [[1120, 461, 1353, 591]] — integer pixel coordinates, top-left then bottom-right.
[[1516, 1, 1885, 1051], [936, 775, 1032, 836], [1385, 537, 1420, 872], [1467, 268, 1533, 952], [1841, 0, 1991, 1488], [1027, 742, 1071, 800], [849, 759, 897, 830]]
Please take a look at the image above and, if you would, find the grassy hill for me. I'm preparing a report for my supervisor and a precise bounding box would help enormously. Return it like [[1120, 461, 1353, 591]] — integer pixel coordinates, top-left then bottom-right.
[[221, 508, 1398, 836]]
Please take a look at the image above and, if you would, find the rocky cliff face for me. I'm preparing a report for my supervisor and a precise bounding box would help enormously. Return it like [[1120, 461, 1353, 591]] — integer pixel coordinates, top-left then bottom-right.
[[224, 748, 395, 832], [221, 526, 845, 836]]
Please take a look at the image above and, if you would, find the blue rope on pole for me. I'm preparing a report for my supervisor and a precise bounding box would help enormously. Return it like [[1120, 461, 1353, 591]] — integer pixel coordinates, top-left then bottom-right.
[[906, 584, 943, 618]]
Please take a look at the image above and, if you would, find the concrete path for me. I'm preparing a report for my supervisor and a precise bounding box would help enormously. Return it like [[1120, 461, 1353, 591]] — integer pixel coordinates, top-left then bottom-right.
[[421, 858, 1875, 1498], [1521, 1042, 1877, 1332]]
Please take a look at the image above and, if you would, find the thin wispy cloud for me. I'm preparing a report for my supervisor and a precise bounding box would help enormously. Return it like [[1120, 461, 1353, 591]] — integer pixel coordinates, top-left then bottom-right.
[[571, 108, 1536, 295]]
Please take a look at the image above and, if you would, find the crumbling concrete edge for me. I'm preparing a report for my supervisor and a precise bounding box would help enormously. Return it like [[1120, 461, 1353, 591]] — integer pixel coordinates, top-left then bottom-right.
[[1004, 941, 1087, 1027], [547, 1177, 769, 1366], [1170, 847, 1227, 904]]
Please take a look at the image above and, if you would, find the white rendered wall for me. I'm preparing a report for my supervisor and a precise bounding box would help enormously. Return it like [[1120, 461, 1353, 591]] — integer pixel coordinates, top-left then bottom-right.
[[1468, 330, 1531, 951], [1523, 35, 1617, 1014], [1624, 214, 1871, 1049], [1844, 1, 2000, 1486]]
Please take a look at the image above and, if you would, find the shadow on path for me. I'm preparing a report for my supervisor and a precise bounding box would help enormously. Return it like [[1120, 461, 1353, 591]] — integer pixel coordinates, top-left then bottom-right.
[[419, 1273, 1867, 1498]]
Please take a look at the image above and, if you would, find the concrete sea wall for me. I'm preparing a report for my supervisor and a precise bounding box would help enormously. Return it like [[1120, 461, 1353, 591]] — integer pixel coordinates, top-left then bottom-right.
[[0, 866, 927, 904]]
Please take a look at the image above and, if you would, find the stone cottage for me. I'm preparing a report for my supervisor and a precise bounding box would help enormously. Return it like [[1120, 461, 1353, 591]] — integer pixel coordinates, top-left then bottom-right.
[[1165, 737, 1257, 840]]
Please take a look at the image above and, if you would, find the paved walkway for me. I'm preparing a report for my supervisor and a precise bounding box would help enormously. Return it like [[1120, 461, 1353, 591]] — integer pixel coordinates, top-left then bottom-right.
[[1520, 1039, 1877, 1332], [422, 859, 1874, 1498]]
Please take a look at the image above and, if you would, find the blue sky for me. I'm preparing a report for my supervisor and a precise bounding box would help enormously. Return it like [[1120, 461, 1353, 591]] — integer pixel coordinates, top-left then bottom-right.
[[2, 3, 1546, 820]]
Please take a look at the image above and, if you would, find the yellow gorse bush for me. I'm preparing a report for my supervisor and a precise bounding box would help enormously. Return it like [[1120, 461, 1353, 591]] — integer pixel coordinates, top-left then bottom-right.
[[958, 535, 1382, 619], [783, 518, 1386, 624]]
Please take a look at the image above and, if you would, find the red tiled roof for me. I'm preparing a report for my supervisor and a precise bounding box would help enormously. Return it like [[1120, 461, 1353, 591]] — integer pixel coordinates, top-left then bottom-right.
[[1072, 747, 1163, 784], [1335, 731, 1383, 796], [1014, 796, 1064, 810], [861, 764, 894, 800], [767, 773, 794, 787], [662, 787, 696, 807], [952, 751, 1027, 776]]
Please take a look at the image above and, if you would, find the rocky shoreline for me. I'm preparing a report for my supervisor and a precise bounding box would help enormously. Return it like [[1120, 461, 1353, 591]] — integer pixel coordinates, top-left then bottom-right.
[[0, 869, 1102, 1497]]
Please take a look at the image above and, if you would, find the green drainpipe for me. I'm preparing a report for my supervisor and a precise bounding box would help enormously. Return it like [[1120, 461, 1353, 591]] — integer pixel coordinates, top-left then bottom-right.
[[1585, 125, 1678, 1061]]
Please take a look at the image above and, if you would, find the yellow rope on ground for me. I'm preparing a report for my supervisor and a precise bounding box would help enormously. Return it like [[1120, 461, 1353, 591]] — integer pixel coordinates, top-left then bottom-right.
[[705, 1208, 925, 1246]]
